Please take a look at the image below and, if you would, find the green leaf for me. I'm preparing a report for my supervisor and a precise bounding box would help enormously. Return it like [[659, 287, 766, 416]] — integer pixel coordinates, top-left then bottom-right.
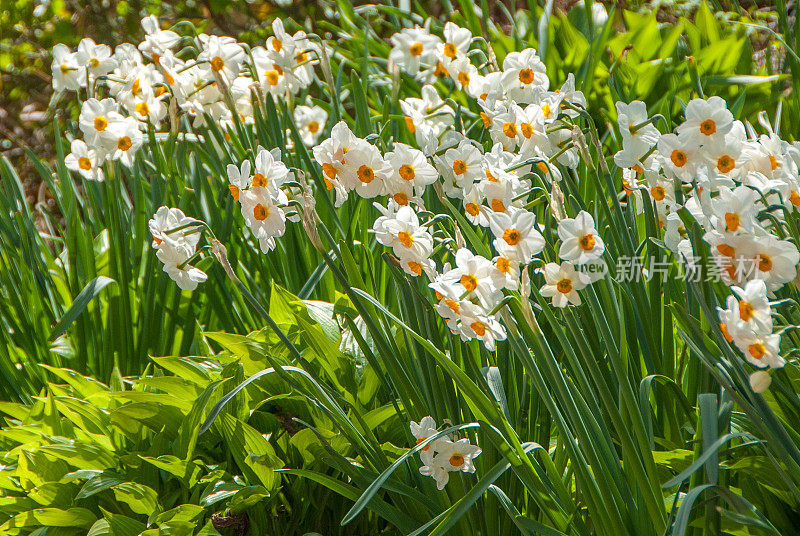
[[49, 276, 116, 341]]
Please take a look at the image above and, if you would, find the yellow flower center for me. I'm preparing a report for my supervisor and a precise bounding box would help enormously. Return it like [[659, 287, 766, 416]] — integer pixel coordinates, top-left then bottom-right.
[[409, 42, 423, 56], [94, 116, 108, 131], [717, 155, 735, 173], [265, 70, 280, 86], [503, 228, 521, 245], [78, 156, 92, 170], [399, 164, 415, 181], [452, 159, 467, 175], [521, 123, 533, 139], [117, 136, 132, 151], [579, 233, 596, 251], [502, 122, 517, 139], [748, 343, 765, 360], [670, 149, 687, 167], [135, 102, 149, 117], [496, 257, 510, 273], [443, 43, 457, 59], [491, 199, 506, 212], [308, 120, 320, 134], [398, 231, 414, 248], [724, 212, 740, 232], [460, 274, 478, 292], [518, 68, 534, 84], [465, 202, 480, 217], [556, 278, 573, 294], [357, 165, 375, 183], [252, 173, 267, 188], [758, 254, 773, 272], [700, 119, 716, 135], [470, 321, 486, 336], [210, 56, 225, 72], [253, 203, 269, 221]]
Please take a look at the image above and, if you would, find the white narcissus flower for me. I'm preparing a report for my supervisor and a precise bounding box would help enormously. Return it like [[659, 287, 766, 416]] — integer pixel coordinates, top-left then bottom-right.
[[489, 210, 545, 264], [139, 15, 181, 59], [65, 140, 104, 182], [431, 248, 504, 311], [438, 22, 472, 67], [226, 159, 251, 201], [341, 142, 392, 199], [239, 188, 287, 253], [709, 186, 761, 235], [657, 133, 696, 182], [156, 241, 208, 291], [197, 34, 245, 83], [500, 48, 548, 103], [614, 100, 660, 166], [440, 141, 483, 193], [410, 416, 443, 452], [373, 205, 433, 260], [433, 437, 482, 474], [457, 302, 507, 350], [539, 261, 590, 308], [385, 142, 438, 201], [677, 96, 733, 144], [149, 206, 201, 252], [294, 105, 328, 146], [734, 331, 784, 369], [79, 98, 123, 147], [389, 27, 440, 77], [744, 234, 800, 292], [51, 44, 84, 91], [254, 147, 292, 194], [557, 210, 605, 265], [493, 255, 520, 290], [717, 279, 773, 340], [76, 38, 117, 79], [419, 462, 451, 490], [103, 116, 144, 167]]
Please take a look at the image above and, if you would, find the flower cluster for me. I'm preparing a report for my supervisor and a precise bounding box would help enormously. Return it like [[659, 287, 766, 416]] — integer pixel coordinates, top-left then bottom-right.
[[611, 97, 799, 378], [227, 147, 296, 253], [59, 16, 328, 180], [410, 417, 481, 490], [55, 13, 800, 394]]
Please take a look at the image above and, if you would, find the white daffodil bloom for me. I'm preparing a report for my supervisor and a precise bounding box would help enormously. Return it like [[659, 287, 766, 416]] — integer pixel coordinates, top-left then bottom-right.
[[239, 188, 287, 253], [149, 206, 201, 253], [76, 38, 117, 80], [677, 96, 733, 144], [717, 279, 773, 340], [539, 261, 590, 308], [489, 210, 545, 264], [557, 210, 605, 265], [103, 116, 144, 167], [156, 241, 208, 291], [734, 331, 784, 369], [139, 15, 181, 59], [79, 98, 123, 146], [51, 44, 84, 91], [65, 139, 105, 182], [294, 105, 328, 146]]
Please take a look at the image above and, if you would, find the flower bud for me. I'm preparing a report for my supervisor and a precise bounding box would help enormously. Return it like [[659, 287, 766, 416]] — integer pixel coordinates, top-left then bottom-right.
[[749, 370, 772, 393]]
